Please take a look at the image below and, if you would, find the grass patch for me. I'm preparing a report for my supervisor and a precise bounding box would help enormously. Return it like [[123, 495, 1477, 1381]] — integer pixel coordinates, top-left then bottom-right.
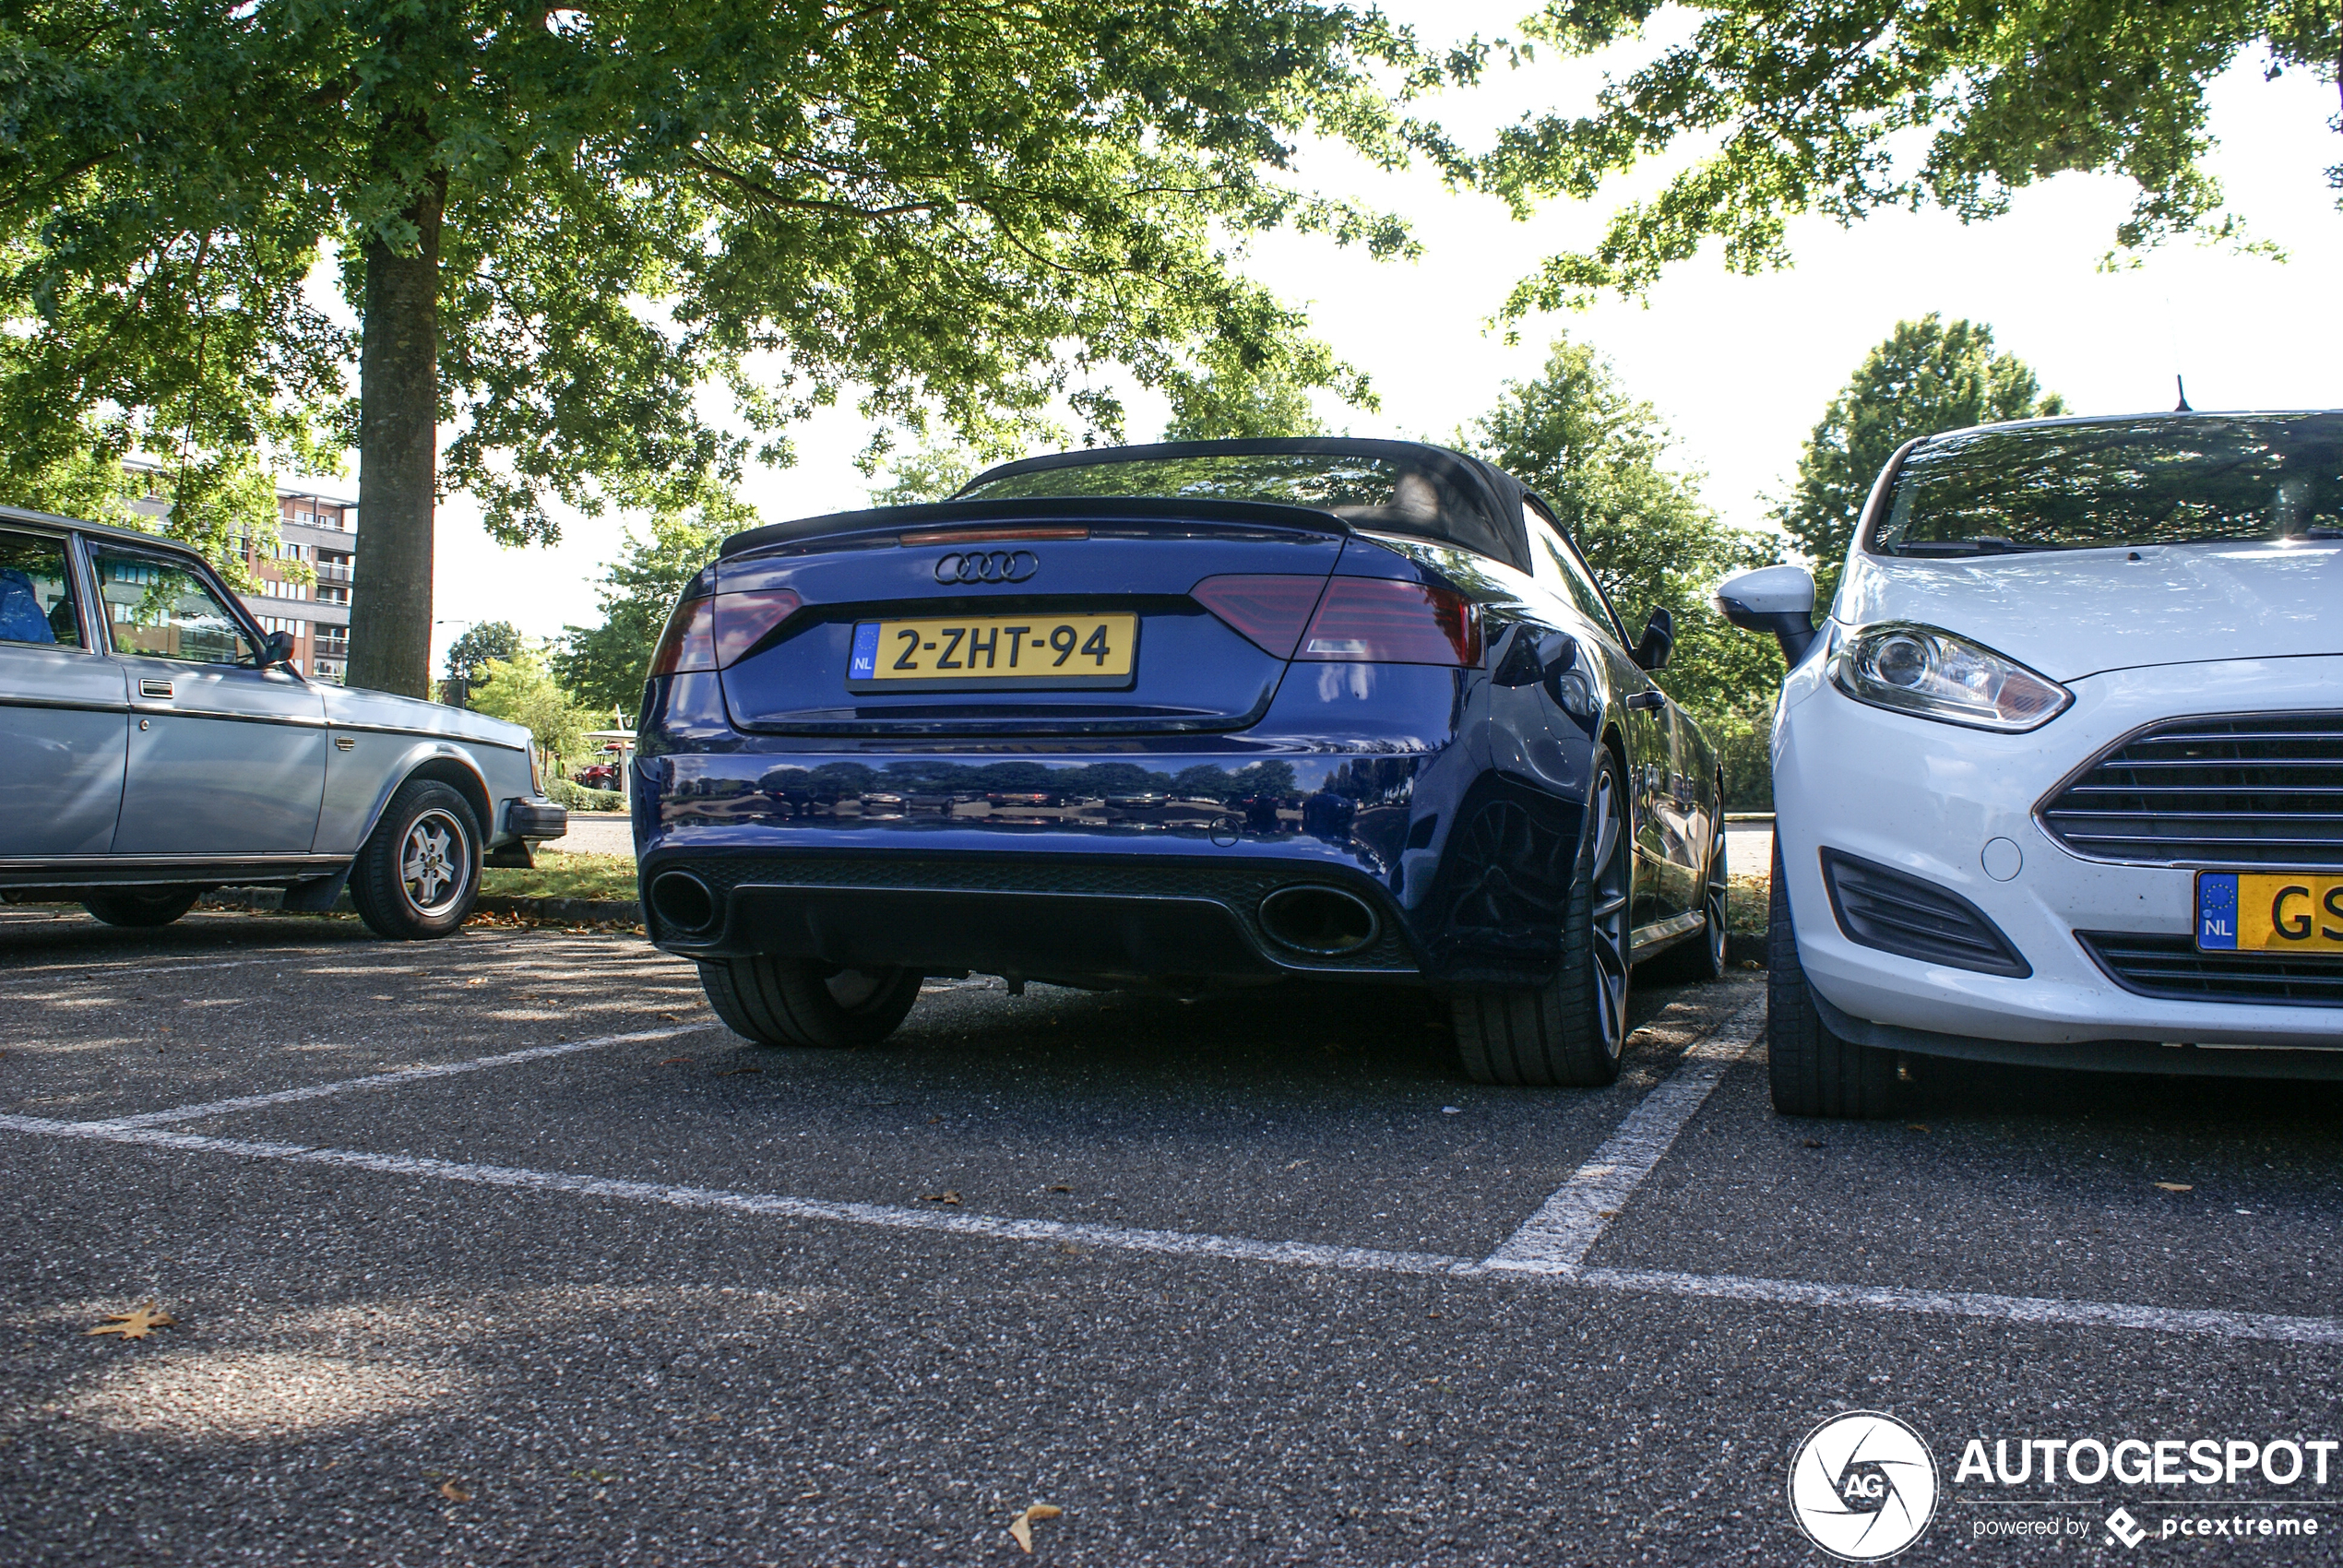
[[483, 851, 638, 903]]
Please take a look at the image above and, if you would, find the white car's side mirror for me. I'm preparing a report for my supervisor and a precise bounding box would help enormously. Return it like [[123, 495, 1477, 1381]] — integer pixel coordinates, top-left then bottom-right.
[[1713, 564, 1819, 665]]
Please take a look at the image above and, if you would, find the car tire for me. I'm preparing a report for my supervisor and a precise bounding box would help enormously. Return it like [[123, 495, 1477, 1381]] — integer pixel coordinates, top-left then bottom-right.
[[1766, 840, 1897, 1117], [697, 956, 922, 1049], [1453, 748, 1633, 1087], [1639, 786, 1730, 984], [80, 887, 204, 928], [348, 779, 482, 941]]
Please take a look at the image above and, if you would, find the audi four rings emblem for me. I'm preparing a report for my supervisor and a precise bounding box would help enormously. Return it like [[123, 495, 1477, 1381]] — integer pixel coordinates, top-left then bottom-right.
[[934, 550, 1039, 584]]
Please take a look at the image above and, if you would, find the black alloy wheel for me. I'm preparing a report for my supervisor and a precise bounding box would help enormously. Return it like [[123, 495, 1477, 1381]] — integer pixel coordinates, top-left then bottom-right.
[[1766, 840, 1899, 1117], [80, 887, 204, 928], [1453, 748, 1633, 1087], [698, 956, 923, 1049]]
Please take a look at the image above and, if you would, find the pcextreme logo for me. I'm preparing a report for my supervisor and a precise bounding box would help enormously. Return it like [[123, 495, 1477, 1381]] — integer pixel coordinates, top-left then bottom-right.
[[1788, 1410, 1942, 1561]]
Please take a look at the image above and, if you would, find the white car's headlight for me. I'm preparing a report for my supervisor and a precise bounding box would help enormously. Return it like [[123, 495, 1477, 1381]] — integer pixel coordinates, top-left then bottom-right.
[[1831, 623, 2072, 732]]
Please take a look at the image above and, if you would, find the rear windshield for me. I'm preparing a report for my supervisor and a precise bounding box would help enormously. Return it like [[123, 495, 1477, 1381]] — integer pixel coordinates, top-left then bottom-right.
[[958, 451, 1515, 563], [1870, 413, 2343, 557]]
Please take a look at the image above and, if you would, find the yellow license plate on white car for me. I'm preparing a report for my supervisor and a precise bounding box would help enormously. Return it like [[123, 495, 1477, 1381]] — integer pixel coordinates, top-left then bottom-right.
[[2196, 872, 2343, 955], [846, 613, 1137, 692]]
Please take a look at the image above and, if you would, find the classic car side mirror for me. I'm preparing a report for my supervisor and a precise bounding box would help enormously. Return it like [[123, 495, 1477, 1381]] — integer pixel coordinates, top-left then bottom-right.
[[258, 629, 298, 669], [1711, 564, 1817, 665], [1631, 607, 1675, 671]]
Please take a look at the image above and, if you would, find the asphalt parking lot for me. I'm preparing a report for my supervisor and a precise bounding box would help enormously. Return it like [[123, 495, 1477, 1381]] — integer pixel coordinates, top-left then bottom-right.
[[4, 909, 2340, 1565]]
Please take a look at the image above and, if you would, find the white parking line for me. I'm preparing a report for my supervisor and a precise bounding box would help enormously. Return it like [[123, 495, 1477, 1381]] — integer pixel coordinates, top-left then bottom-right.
[[0, 944, 689, 991], [4, 1100, 2339, 1346], [1486, 993, 1763, 1273], [0, 956, 291, 988], [1564, 1266, 2343, 1347], [0, 1113, 1471, 1277], [85, 1022, 714, 1129]]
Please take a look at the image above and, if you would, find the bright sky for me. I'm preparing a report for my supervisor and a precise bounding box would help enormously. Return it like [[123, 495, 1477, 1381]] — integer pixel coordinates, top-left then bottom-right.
[[422, 6, 2343, 673]]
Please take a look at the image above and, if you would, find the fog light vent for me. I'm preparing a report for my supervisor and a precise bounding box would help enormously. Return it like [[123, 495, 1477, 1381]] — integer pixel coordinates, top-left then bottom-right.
[[1819, 849, 2030, 978]]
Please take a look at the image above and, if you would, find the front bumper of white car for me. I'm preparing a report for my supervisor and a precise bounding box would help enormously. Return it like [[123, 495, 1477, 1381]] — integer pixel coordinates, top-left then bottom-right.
[[1775, 648, 2343, 1066]]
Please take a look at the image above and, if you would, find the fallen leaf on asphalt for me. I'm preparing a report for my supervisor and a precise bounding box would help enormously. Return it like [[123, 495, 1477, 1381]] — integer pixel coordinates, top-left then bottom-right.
[[716, 1066, 761, 1076], [922, 1191, 962, 1205], [1008, 1503, 1063, 1552], [87, 1304, 174, 1341], [439, 1480, 471, 1502], [658, 1057, 692, 1065], [1802, 1138, 1825, 1149], [2155, 1182, 2194, 1194], [1906, 1123, 1930, 1132], [1049, 1184, 1074, 1193]]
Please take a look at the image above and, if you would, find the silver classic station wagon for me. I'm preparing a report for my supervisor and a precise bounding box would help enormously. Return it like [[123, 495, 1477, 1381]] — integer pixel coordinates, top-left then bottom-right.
[[0, 506, 565, 937]]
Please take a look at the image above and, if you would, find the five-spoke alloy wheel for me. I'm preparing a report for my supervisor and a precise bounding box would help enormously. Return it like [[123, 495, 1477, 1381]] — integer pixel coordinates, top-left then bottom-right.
[[350, 779, 483, 940]]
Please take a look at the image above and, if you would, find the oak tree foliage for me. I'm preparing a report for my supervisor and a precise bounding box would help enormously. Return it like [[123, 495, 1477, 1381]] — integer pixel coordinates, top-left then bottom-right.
[[443, 619, 524, 685], [1468, 335, 1779, 715], [553, 498, 746, 722], [3, 0, 1472, 694], [1479, 0, 2343, 310]]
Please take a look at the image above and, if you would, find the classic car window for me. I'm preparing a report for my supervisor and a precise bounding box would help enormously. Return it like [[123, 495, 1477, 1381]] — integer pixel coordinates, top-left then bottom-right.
[[0, 529, 81, 648], [1525, 502, 1627, 642], [89, 545, 252, 664]]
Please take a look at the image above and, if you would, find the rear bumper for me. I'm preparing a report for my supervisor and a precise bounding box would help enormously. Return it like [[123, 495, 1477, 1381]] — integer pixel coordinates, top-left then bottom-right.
[[639, 849, 1420, 987]]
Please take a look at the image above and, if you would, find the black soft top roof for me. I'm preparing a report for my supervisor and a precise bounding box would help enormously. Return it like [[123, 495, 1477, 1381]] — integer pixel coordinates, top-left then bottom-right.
[[957, 438, 1531, 571], [718, 437, 1532, 571]]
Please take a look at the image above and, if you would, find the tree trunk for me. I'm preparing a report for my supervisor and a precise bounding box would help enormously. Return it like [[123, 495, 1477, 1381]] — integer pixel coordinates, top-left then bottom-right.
[[347, 175, 445, 698]]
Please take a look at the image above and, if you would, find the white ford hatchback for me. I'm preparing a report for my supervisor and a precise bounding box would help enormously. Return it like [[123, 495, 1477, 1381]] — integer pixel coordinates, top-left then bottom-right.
[[1718, 410, 2343, 1116]]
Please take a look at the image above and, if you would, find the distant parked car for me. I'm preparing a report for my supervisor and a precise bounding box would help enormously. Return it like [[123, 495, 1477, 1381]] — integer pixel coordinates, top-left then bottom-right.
[[1717, 409, 2343, 1116], [0, 506, 567, 937], [632, 437, 1723, 1087]]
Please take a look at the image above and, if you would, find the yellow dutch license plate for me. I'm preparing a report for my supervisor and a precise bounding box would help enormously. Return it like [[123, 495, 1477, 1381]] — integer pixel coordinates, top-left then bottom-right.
[[2196, 872, 2343, 955], [846, 612, 1138, 692]]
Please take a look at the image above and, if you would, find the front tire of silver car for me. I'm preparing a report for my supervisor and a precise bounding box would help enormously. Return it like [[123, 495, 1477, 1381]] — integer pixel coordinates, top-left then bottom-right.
[[696, 956, 922, 1050], [1452, 748, 1633, 1087], [349, 780, 482, 941], [1766, 840, 1897, 1118], [80, 887, 204, 928]]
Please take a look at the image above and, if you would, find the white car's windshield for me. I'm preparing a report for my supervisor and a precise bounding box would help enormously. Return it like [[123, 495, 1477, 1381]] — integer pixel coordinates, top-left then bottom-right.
[[1870, 412, 2343, 557]]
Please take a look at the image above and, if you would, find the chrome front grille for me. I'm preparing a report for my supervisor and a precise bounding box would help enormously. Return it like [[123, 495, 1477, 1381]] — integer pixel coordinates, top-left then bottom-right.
[[2040, 712, 2343, 867]]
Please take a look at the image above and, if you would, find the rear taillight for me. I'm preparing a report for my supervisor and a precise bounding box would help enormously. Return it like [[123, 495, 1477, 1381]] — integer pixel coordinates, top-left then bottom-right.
[[648, 595, 715, 676], [1297, 577, 1482, 666], [648, 588, 803, 676], [713, 588, 802, 666], [1191, 574, 1329, 659]]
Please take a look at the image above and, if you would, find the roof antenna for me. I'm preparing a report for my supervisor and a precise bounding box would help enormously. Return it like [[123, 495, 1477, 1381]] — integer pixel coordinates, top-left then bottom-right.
[[2173, 374, 2192, 413]]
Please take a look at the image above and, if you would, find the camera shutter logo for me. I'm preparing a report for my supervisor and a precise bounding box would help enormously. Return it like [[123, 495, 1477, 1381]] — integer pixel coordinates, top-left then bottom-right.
[[934, 550, 1039, 585], [1787, 1411, 1939, 1561]]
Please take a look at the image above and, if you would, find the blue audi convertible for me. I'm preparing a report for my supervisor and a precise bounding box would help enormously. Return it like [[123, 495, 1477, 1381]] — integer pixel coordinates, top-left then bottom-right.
[[632, 439, 1724, 1087]]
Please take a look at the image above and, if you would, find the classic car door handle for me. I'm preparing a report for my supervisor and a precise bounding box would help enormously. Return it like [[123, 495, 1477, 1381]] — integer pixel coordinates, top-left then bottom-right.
[[1623, 689, 1664, 712], [138, 679, 173, 699]]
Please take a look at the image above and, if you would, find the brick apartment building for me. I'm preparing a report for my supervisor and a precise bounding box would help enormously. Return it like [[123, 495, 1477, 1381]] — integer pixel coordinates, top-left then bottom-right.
[[125, 467, 358, 683]]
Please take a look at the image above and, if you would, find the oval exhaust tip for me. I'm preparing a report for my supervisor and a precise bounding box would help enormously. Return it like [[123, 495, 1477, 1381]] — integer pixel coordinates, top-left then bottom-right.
[[1257, 885, 1379, 956], [648, 870, 718, 933]]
